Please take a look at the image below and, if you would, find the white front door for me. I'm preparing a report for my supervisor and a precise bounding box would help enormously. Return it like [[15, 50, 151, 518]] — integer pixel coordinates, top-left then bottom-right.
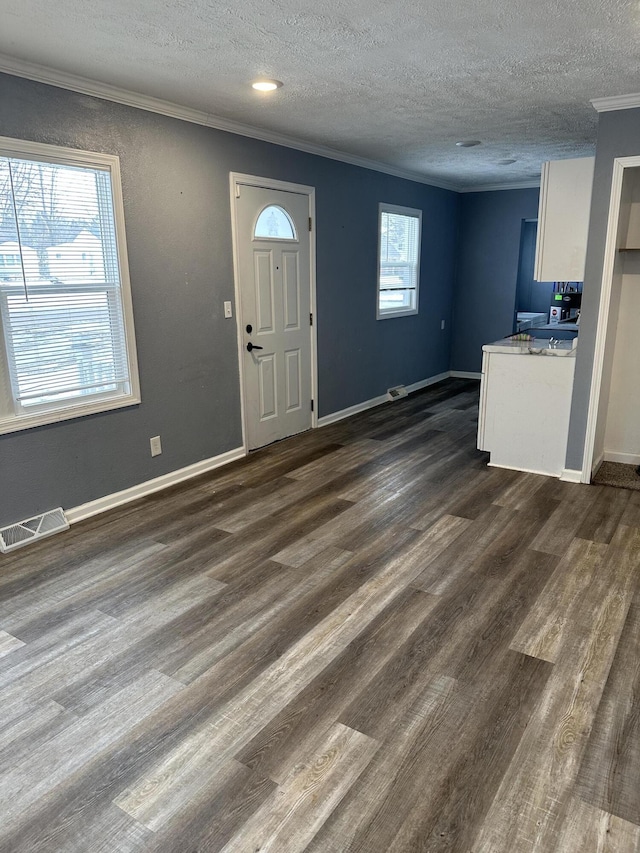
[[233, 181, 313, 450]]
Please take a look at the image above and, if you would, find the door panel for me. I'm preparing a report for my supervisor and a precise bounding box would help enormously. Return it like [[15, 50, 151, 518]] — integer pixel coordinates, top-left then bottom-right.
[[255, 252, 275, 333], [283, 252, 300, 330], [285, 349, 302, 412], [258, 353, 277, 421], [235, 183, 312, 449]]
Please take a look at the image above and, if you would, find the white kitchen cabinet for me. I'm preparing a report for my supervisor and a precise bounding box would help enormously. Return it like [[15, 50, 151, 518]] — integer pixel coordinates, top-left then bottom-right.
[[478, 339, 577, 477], [534, 157, 595, 282]]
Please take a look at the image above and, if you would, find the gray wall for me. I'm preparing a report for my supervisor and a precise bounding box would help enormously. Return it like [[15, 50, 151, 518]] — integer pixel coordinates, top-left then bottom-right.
[[565, 108, 640, 471], [450, 188, 540, 373], [0, 73, 458, 527]]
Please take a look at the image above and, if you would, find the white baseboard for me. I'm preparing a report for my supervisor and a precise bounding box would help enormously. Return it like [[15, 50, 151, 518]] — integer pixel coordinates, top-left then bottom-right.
[[406, 371, 450, 393], [604, 450, 640, 465], [66, 446, 246, 524], [67, 370, 473, 525], [316, 394, 388, 427], [590, 450, 605, 479], [559, 467, 584, 483], [317, 371, 451, 427], [487, 462, 558, 478], [450, 370, 482, 380]]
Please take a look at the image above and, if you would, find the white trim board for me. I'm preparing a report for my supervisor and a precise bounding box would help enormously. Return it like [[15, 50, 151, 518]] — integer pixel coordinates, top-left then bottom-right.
[[559, 468, 583, 483], [66, 446, 245, 524], [591, 93, 640, 113], [604, 451, 640, 465], [450, 370, 482, 379], [488, 462, 563, 478], [0, 53, 457, 192], [317, 371, 450, 427], [65, 370, 474, 524], [0, 54, 544, 195], [229, 173, 318, 447], [580, 155, 640, 484], [458, 180, 541, 193]]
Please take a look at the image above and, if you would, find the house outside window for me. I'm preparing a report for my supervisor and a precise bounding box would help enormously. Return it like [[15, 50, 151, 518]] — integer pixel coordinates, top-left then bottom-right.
[[0, 137, 140, 435], [377, 203, 422, 319]]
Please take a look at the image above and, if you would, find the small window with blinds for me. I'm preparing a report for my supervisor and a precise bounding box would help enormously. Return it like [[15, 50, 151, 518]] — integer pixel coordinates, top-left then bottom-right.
[[0, 137, 140, 434], [377, 203, 422, 319]]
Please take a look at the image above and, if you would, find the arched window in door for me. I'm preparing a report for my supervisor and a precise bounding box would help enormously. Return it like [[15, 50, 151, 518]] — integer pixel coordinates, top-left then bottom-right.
[[254, 205, 297, 240]]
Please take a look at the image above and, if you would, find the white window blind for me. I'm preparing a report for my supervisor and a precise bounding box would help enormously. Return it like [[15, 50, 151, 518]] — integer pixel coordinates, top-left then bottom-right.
[[377, 203, 422, 319], [0, 138, 139, 434]]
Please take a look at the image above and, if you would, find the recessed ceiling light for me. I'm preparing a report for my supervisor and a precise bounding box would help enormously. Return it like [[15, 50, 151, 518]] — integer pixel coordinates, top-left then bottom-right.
[[455, 140, 481, 147], [498, 158, 517, 165], [252, 79, 283, 92]]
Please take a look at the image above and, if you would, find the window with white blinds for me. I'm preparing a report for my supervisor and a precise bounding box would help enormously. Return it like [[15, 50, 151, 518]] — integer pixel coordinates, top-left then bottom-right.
[[0, 137, 139, 434], [377, 203, 422, 319]]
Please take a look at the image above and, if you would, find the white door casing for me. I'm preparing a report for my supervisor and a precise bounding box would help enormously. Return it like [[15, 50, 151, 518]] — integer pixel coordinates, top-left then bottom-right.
[[231, 176, 316, 450]]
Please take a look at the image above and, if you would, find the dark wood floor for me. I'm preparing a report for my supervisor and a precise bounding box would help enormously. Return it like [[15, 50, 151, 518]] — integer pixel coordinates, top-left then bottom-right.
[[1, 378, 640, 852]]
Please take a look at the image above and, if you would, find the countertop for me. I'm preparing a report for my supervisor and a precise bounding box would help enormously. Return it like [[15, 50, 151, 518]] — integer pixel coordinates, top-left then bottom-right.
[[482, 337, 577, 357]]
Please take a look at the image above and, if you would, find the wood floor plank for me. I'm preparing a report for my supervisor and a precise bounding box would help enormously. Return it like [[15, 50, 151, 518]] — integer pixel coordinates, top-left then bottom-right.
[[0, 670, 184, 839], [0, 628, 25, 657], [236, 586, 441, 785], [0, 699, 77, 769], [576, 484, 632, 543], [620, 490, 640, 529], [411, 504, 517, 595], [341, 545, 556, 741], [110, 520, 461, 828], [0, 539, 168, 629], [554, 797, 640, 852], [576, 598, 640, 826], [303, 675, 458, 853], [271, 491, 400, 568], [385, 652, 552, 853], [8, 802, 153, 853], [167, 548, 354, 684], [2, 378, 640, 852], [444, 465, 520, 519], [529, 481, 603, 556], [510, 537, 609, 662], [145, 762, 277, 853], [206, 491, 355, 583], [471, 526, 640, 853], [219, 723, 379, 853]]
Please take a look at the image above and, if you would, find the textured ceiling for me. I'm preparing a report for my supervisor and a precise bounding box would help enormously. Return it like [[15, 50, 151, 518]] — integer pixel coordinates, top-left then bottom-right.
[[1, 0, 639, 189]]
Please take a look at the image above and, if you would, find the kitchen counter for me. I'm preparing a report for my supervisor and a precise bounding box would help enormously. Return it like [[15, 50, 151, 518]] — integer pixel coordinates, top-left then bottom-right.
[[482, 337, 576, 357], [477, 338, 576, 477]]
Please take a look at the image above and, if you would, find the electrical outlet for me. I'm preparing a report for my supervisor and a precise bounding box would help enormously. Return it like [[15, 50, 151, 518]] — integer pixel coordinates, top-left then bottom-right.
[[441, 319, 446, 330], [150, 435, 162, 457], [224, 301, 233, 318]]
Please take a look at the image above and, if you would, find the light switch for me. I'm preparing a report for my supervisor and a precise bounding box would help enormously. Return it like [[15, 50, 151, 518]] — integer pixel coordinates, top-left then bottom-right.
[[224, 301, 233, 318]]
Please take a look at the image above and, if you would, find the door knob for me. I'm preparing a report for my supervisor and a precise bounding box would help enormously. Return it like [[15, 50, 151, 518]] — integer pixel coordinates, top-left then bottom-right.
[[246, 342, 263, 352]]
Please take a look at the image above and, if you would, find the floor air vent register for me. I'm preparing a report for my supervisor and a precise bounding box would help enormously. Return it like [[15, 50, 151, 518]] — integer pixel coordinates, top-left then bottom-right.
[[387, 385, 408, 401], [0, 508, 69, 553]]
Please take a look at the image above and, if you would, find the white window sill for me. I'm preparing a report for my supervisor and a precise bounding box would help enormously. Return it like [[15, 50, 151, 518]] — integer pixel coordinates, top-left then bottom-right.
[[0, 392, 141, 436], [377, 308, 419, 320]]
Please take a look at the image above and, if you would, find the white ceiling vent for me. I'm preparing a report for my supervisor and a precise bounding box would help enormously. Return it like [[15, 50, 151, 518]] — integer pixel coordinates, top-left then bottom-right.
[[0, 508, 69, 554]]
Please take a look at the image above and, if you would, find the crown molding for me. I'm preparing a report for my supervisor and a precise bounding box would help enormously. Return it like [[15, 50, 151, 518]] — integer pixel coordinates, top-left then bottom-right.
[[591, 93, 640, 113], [458, 179, 540, 193], [0, 54, 463, 192]]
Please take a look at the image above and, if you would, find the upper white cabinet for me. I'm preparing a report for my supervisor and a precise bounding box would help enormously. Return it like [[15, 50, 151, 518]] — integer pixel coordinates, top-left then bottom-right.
[[534, 156, 595, 282]]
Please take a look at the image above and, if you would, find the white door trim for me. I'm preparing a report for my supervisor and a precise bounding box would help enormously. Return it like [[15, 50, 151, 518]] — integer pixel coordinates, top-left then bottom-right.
[[580, 155, 640, 483], [229, 172, 318, 453]]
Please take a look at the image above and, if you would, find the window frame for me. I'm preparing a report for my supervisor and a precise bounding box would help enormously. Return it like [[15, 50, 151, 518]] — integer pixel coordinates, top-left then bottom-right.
[[253, 204, 299, 242], [376, 202, 422, 320], [0, 136, 140, 436]]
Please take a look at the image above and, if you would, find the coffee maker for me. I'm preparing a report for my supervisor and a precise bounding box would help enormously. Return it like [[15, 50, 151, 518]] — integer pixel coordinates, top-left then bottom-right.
[[550, 285, 582, 324]]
